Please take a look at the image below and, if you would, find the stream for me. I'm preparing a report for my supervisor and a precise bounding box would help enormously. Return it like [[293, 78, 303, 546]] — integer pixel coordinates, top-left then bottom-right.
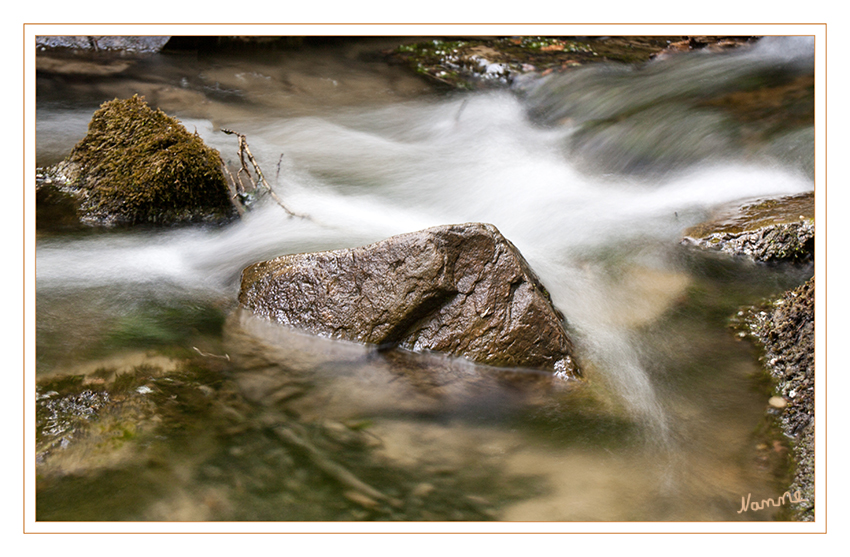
[[34, 36, 814, 522]]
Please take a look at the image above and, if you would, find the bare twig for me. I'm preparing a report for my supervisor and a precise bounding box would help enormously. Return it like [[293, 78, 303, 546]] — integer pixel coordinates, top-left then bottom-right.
[[455, 98, 469, 124], [219, 158, 245, 217], [221, 128, 309, 220], [235, 166, 252, 195], [235, 135, 256, 194], [275, 153, 285, 183], [425, 70, 456, 87], [192, 346, 231, 361]]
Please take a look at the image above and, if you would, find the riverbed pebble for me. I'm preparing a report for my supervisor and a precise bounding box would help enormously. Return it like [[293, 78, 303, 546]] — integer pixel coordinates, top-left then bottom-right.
[[768, 396, 787, 409]]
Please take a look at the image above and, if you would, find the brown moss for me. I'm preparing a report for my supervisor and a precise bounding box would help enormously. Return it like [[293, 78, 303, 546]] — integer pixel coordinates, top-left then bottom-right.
[[66, 95, 233, 225]]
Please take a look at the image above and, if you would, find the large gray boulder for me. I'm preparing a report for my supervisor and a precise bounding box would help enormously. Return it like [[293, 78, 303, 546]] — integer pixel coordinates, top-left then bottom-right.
[[238, 223, 580, 378]]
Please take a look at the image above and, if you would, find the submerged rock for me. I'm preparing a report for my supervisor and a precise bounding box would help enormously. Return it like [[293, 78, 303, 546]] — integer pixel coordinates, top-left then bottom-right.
[[239, 223, 580, 377], [40, 95, 234, 227], [682, 192, 814, 263]]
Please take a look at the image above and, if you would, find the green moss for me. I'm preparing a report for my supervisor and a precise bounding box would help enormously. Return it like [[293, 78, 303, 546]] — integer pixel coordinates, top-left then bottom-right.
[[66, 95, 233, 225]]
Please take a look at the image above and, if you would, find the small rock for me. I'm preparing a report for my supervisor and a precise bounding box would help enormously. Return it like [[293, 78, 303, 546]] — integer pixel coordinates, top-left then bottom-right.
[[768, 396, 788, 409], [411, 482, 436, 498]]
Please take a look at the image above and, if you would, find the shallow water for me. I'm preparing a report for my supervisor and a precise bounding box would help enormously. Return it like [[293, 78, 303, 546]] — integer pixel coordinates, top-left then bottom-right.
[[35, 36, 814, 522]]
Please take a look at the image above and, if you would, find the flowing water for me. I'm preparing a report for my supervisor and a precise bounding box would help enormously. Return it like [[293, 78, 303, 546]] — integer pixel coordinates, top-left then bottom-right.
[[34, 36, 815, 522]]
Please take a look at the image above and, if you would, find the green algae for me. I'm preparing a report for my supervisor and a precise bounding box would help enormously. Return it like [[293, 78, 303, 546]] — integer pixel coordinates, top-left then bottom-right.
[[64, 95, 233, 226]]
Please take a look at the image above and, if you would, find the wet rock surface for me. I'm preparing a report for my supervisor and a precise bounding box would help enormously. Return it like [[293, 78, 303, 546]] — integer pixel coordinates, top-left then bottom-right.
[[742, 277, 814, 520], [37, 95, 234, 227], [239, 223, 580, 377], [36, 36, 170, 53], [682, 192, 814, 263]]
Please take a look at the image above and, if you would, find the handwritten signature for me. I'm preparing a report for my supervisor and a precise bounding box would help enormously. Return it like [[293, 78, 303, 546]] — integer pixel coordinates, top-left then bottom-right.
[[738, 491, 807, 513]]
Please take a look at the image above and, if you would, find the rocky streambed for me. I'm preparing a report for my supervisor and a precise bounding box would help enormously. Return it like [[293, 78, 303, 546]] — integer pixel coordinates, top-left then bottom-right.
[[743, 278, 815, 521], [683, 192, 815, 521]]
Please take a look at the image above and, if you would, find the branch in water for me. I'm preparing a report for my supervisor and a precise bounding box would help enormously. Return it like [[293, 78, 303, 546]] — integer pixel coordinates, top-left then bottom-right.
[[192, 346, 231, 361], [220, 128, 311, 220], [276, 153, 284, 183], [219, 157, 245, 217]]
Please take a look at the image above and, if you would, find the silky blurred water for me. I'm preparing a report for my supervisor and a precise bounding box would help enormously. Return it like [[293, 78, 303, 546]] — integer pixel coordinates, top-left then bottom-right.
[[35, 36, 814, 522]]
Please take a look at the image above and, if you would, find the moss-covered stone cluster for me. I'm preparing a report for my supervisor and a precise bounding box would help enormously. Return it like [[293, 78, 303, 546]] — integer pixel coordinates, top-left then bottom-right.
[[392, 37, 602, 89], [390, 36, 753, 90], [61, 95, 234, 226]]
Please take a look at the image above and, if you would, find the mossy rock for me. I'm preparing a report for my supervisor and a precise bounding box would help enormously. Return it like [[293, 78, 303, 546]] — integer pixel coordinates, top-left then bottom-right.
[[682, 192, 814, 263], [60, 95, 234, 226], [390, 36, 756, 90]]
